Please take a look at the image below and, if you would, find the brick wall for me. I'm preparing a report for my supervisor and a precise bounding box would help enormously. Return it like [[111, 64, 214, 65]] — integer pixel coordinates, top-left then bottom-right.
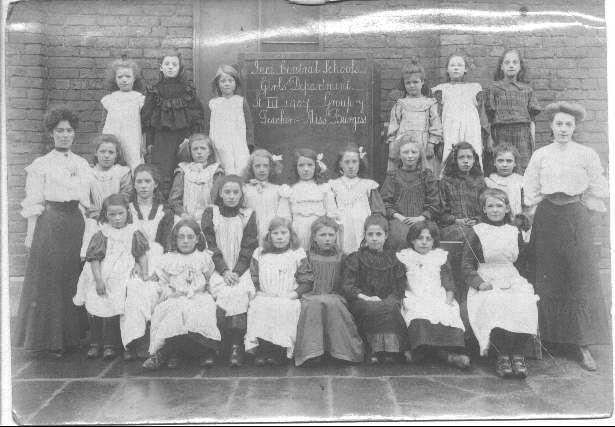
[[6, 0, 195, 275], [6, 0, 608, 277]]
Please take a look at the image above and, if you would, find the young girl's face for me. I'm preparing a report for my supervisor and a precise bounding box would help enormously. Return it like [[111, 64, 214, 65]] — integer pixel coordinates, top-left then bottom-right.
[[220, 181, 242, 208], [218, 72, 237, 97], [404, 73, 423, 98], [494, 152, 515, 177], [96, 142, 118, 170], [107, 204, 128, 229], [252, 156, 270, 182], [314, 226, 337, 251], [176, 225, 198, 254], [134, 171, 157, 201], [412, 228, 434, 255], [191, 139, 211, 164], [297, 156, 316, 181], [160, 56, 180, 78], [501, 51, 521, 80], [400, 142, 421, 169], [447, 56, 467, 81], [483, 196, 509, 222], [456, 149, 475, 173], [339, 151, 360, 179], [365, 224, 386, 251], [115, 67, 135, 92], [270, 226, 291, 249]]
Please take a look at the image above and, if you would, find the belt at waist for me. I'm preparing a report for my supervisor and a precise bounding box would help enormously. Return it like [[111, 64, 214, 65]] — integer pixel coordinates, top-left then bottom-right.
[[45, 200, 80, 210], [544, 193, 581, 206]]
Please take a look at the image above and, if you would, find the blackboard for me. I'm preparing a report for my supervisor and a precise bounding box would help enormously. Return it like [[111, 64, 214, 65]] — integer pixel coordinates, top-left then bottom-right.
[[240, 53, 381, 182]]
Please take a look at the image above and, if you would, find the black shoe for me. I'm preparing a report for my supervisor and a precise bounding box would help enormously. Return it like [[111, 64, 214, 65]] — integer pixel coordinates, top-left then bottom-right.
[[142, 352, 162, 371], [102, 346, 117, 360], [511, 355, 528, 378], [86, 345, 100, 359], [229, 345, 244, 368], [254, 356, 266, 367], [367, 351, 379, 365], [266, 357, 280, 366], [200, 354, 216, 368], [123, 347, 137, 362], [495, 356, 513, 378]]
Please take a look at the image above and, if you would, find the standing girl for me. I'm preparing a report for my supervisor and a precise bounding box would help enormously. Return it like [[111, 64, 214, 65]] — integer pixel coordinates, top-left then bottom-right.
[[121, 164, 175, 359], [285, 149, 338, 249], [433, 54, 485, 173], [168, 133, 223, 223], [387, 58, 443, 174], [202, 175, 259, 367], [295, 216, 364, 366], [101, 57, 146, 171], [14, 107, 92, 358], [245, 217, 314, 366], [439, 142, 486, 241], [329, 144, 385, 254], [341, 215, 408, 364], [485, 49, 541, 173], [208, 65, 255, 175], [242, 149, 291, 242], [380, 134, 440, 251], [396, 221, 469, 369], [141, 52, 204, 197], [142, 219, 221, 370], [74, 194, 149, 360], [462, 188, 539, 378]]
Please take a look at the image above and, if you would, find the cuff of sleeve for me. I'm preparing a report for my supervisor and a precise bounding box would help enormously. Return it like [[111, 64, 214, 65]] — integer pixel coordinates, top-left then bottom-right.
[[21, 206, 44, 219]]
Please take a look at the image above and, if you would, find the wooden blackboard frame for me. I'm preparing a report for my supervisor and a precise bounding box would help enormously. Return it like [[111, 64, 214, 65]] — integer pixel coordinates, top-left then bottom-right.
[[238, 51, 383, 183]]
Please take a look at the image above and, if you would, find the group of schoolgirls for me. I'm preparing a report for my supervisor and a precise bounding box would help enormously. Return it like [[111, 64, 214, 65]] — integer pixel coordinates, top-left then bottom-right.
[[73, 48, 542, 379]]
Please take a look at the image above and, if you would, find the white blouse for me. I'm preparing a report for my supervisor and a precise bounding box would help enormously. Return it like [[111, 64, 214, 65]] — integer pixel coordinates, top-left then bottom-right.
[[523, 141, 608, 211], [21, 150, 92, 218]]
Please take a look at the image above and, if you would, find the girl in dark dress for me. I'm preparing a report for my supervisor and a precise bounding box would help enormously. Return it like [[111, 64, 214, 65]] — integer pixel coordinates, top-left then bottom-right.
[[14, 107, 92, 358], [341, 214, 408, 364], [141, 52, 204, 198]]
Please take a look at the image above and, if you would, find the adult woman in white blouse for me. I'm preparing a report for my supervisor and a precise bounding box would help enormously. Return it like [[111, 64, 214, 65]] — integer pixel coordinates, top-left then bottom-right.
[[523, 102, 609, 371], [13, 106, 93, 359]]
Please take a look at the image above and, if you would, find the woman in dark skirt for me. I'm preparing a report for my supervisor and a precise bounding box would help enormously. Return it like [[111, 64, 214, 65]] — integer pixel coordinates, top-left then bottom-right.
[[341, 214, 408, 364], [523, 101, 610, 371], [14, 106, 93, 358]]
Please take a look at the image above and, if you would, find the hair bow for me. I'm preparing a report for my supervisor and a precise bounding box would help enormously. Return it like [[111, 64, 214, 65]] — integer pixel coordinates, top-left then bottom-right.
[[316, 153, 327, 172], [358, 146, 367, 160], [271, 154, 283, 162]]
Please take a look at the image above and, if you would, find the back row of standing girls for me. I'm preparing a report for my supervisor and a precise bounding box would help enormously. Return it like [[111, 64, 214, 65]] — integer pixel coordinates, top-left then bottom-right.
[[387, 49, 540, 177]]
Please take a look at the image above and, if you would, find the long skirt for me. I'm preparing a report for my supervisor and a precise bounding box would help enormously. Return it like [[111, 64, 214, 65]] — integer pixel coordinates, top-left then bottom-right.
[[491, 123, 533, 173], [148, 128, 189, 198], [407, 320, 465, 351], [349, 295, 407, 353], [530, 200, 610, 345], [13, 201, 85, 352], [294, 294, 364, 366]]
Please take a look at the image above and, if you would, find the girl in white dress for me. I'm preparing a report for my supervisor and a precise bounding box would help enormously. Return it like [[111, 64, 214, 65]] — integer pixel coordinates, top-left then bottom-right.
[[122, 164, 175, 360], [101, 57, 146, 171], [141, 219, 221, 370], [285, 149, 338, 249], [80, 134, 132, 259], [462, 188, 538, 379], [202, 175, 259, 367], [243, 149, 291, 243], [208, 65, 254, 175], [433, 54, 485, 174], [329, 144, 385, 254], [168, 133, 224, 224], [74, 194, 149, 360], [245, 217, 314, 365], [396, 221, 469, 369]]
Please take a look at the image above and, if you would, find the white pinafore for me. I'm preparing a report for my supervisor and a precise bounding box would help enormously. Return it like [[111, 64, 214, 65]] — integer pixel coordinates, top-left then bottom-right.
[[179, 162, 220, 223], [209, 95, 249, 175], [244, 181, 291, 243]]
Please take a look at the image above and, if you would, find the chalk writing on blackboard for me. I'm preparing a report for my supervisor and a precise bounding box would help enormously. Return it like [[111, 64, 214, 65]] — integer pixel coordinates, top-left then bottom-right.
[[245, 59, 369, 132]]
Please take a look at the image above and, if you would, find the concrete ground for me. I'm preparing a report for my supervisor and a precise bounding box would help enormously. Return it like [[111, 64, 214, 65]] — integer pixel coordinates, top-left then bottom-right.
[[10, 344, 613, 424]]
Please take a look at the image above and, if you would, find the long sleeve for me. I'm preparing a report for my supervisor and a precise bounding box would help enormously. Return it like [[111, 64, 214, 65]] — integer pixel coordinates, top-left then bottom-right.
[[233, 212, 258, 276], [140, 87, 155, 131], [440, 259, 456, 293], [386, 100, 402, 143], [276, 185, 291, 220], [85, 231, 107, 262], [461, 228, 485, 290], [119, 170, 133, 201], [522, 152, 543, 207], [428, 101, 443, 145], [380, 172, 398, 219], [155, 210, 175, 252], [484, 84, 495, 124], [323, 185, 339, 220], [341, 252, 362, 300], [368, 189, 386, 217], [528, 88, 541, 120], [131, 230, 150, 259], [243, 97, 255, 150], [439, 179, 455, 226], [422, 170, 440, 221], [188, 87, 205, 133], [168, 171, 186, 216], [21, 161, 45, 219], [294, 257, 314, 297], [250, 257, 260, 291], [200, 207, 228, 273], [514, 229, 531, 280], [393, 261, 407, 300], [583, 149, 609, 212]]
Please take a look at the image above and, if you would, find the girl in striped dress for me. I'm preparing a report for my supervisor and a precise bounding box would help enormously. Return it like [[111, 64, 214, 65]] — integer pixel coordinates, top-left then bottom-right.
[[245, 217, 314, 366]]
